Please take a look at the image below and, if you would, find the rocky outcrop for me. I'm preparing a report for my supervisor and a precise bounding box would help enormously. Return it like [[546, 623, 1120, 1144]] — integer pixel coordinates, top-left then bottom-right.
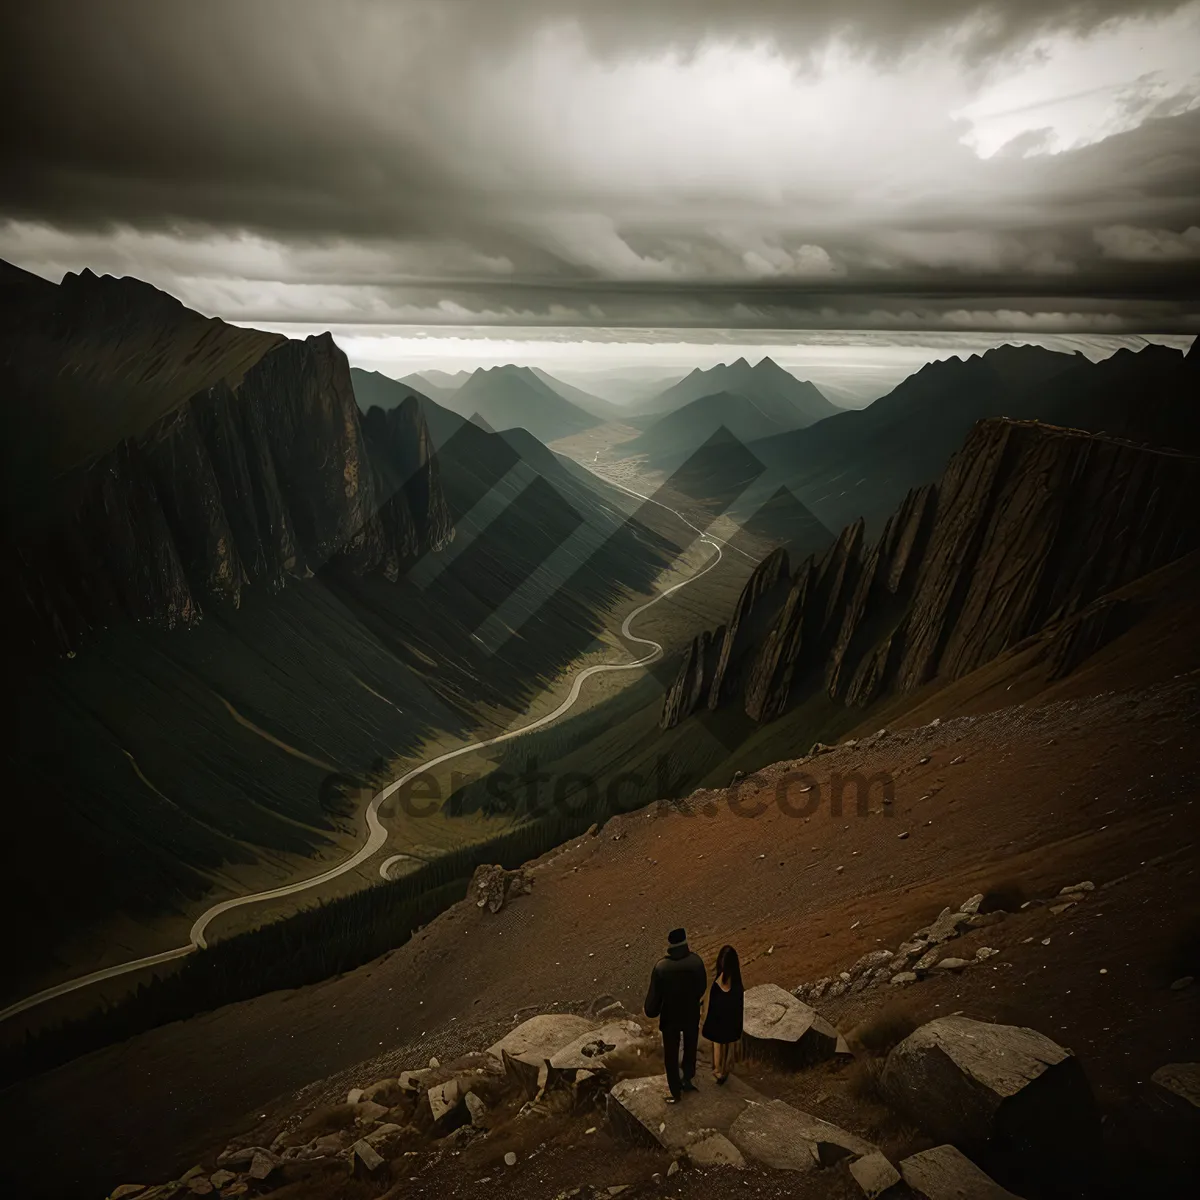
[[5, 271, 453, 653], [658, 624, 724, 728], [471, 864, 534, 913], [707, 547, 792, 708], [663, 419, 1200, 727]]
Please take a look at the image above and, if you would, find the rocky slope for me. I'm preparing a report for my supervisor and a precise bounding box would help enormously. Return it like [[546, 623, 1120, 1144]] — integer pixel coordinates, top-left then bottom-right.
[[663, 415, 1200, 728]]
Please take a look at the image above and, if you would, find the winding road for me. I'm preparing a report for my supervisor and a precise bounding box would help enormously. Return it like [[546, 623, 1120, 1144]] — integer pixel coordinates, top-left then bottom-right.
[[1, 480, 745, 1024]]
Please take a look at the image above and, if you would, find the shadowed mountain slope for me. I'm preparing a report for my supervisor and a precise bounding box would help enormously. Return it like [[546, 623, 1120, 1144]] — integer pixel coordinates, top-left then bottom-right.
[[0, 265, 683, 995], [438, 364, 601, 443]]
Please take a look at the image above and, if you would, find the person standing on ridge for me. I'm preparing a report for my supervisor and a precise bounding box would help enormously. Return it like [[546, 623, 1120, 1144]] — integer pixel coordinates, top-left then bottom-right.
[[643, 926, 708, 1102]]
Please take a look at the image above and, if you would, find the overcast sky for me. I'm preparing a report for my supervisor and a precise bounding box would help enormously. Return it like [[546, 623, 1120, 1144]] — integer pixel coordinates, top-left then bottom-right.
[[2, 0, 1198, 377]]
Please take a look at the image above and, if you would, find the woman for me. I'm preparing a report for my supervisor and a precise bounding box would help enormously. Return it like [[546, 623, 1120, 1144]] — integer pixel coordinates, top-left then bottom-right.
[[701, 944, 744, 1084]]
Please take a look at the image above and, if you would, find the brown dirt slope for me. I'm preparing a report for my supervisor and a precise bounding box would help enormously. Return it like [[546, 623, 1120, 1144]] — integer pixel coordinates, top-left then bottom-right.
[[2, 561, 1198, 1198]]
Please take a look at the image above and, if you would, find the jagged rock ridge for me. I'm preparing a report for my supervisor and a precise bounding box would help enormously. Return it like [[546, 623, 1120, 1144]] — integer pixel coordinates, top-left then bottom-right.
[[663, 417, 1200, 726], [4, 269, 453, 652]]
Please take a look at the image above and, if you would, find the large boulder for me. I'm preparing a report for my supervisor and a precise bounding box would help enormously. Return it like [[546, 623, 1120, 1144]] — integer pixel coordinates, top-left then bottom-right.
[[471, 864, 533, 913], [607, 1074, 759, 1152], [899, 1144, 1023, 1199], [487, 1014, 595, 1062], [740, 983, 841, 1067], [727, 1099, 875, 1172], [486, 1013, 597, 1096], [882, 1017, 1099, 1186], [549, 1019, 656, 1072]]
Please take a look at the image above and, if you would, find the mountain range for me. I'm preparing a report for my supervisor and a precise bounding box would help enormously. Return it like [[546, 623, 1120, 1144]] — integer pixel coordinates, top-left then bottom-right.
[[0, 263, 685, 996], [662, 340, 1200, 732], [635, 355, 838, 423], [407, 363, 603, 443], [669, 341, 1200, 546]]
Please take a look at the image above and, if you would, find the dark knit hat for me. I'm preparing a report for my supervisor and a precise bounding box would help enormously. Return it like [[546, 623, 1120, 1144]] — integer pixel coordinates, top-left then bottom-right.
[[667, 927, 687, 945]]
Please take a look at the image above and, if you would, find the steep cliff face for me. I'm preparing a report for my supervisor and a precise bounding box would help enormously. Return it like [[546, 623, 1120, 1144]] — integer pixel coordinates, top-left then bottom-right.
[[663, 416, 1200, 728], [360, 395, 455, 568], [5, 271, 452, 652]]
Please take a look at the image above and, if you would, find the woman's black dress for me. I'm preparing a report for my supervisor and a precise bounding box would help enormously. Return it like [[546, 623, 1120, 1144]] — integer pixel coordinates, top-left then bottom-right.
[[702, 979, 744, 1044]]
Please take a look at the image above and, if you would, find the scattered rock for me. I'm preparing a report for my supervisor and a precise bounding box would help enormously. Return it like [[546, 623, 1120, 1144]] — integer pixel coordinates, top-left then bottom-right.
[[215, 1147, 273, 1169], [429, 1056, 440, 1068], [398, 1069, 430, 1094], [1059, 881, 1095, 895], [890, 972, 917, 987], [882, 1016, 1100, 1168], [361, 1077, 403, 1106], [208, 1172, 235, 1190], [504, 1151, 518, 1167], [897, 831, 910, 840], [851, 949, 895, 978], [1170, 976, 1194, 991], [349, 1139, 385, 1176], [914, 947, 941, 973], [346, 1087, 364, 1105], [916, 908, 974, 945], [427, 1079, 465, 1125], [728, 1099, 875, 1171], [849, 1150, 902, 1198], [465, 1091, 488, 1127], [931, 957, 970, 973], [899, 1144, 1022, 1199], [354, 1099, 389, 1125], [976, 946, 999, 961], [1151, 1063, 1200, 1109], [109, 1188, 147, 1200], [961, 894, 984, 915], [187, 1178, 214, 1195], [247, 1151, 277, 1181]]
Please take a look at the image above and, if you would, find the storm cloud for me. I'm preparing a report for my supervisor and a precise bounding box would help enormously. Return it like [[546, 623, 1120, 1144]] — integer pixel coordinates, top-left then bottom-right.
[[2, 0, 1198, 333]]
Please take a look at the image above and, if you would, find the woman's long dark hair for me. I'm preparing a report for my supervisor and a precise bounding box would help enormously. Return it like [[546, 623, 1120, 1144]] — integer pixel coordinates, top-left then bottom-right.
[[715, 944, 743, 991]]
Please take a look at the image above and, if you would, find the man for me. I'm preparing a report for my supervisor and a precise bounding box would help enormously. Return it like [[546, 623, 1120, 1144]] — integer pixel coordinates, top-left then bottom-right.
[[643, 926, 708, 1102]]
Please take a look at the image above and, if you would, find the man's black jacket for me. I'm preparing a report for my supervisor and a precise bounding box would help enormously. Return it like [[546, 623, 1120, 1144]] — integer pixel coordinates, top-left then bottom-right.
[[643, 941, 707, 1030]]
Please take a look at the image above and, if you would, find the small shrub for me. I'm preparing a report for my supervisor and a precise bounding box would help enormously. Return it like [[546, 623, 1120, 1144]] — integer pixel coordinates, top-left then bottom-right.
[[848, 1003, 920, 1058], [846, 1056, 887, 1105]]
